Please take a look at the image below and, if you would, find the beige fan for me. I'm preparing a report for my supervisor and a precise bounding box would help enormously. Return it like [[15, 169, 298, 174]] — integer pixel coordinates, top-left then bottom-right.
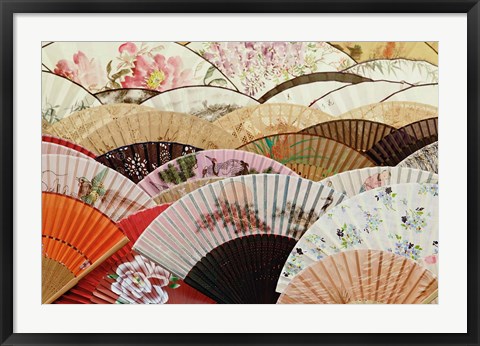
[[153, 178, 224, 204], [338, 102, 437, 128], [213, 103, 334, 145], [43, 103, 153, 141], [77, 111, 240, 155], [277, 249, 438, 304]]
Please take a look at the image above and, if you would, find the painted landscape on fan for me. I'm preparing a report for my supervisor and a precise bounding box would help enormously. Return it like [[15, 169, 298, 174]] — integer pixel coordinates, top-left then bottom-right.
[[41, 41, 439, 304]]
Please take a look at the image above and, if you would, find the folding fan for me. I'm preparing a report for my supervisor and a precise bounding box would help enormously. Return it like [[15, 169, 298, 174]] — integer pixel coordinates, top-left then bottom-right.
[[277, 182, 438, 293], [137, 149, 299, 197], [42, 141, 93, 160], [212, 103, 334, 145], [186, 41, 354, 99], [260, 72, 370, 104], [141, 86, 260, 122], [338, 101, 438, 128], [42, 192, 129, 304], [133, 174, 347, 303], [237, 133, 375, 181], [328, 41, 438, 65], [42, 41, 235, 94], [343, 59, 438, 84], [42, 154, 155, 221], [382, 84, 438, 108], [94, 88, 159, 105], [365, 117, 438, 166], [43, 103, 152, 143], [152, 178, 224, 205], [95, 141, 203, 183], [397, 141, 438, 174], [41, 71, 101, 129], [299, 119, 396, 152], [277, 249, 438, 304], [319, 166, 438, 198], [309, 81, 435, 116], [79, 110, 241, 155], [56, 205, 215, 304], [42, 135, 96, 158]]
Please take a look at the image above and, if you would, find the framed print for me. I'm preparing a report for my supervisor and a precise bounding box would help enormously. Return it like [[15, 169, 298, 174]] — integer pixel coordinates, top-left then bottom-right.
[[1, 1, 479, 345]]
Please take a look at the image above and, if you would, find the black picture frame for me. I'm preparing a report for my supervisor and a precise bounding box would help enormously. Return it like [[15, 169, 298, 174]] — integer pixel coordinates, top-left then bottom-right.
[[1, 1, 479, 345]]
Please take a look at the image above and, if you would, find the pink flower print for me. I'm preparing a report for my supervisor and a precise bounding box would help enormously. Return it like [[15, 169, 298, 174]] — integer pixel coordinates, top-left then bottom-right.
[[119, 42, 138, 55], [121, 54, 192, 91], [54, 51, 107, 92], [424, 255, 437, 265]]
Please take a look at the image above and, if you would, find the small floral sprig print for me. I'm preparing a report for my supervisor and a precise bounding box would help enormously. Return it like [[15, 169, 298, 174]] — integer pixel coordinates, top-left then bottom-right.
[[336, 223, 363, 249], [401, 207, 427, 233], [358, 206, 383, 233], [418, 184, 439, 197], [432, 240, 439, 254], [374, 187, 397, 210], [304, 234, 328, 260], [283, 248, 307, 277], [387, 234, 423, 260]]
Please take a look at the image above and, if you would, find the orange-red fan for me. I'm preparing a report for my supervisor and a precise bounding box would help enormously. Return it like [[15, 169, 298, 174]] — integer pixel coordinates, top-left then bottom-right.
[[55, 205, 214, 304], [42, 192, 129, 304], [42, 135, 96, 158], [365, 117, 438, 166], [299, 119, 396, 152]]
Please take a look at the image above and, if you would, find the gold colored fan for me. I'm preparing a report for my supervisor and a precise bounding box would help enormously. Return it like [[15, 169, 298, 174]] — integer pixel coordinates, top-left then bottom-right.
[[277, 249, 438, 304], [338, 102, 437, 128], [78, 111, 241, 155], [43, 103, 152, 142], [213, 103, 334, 145]]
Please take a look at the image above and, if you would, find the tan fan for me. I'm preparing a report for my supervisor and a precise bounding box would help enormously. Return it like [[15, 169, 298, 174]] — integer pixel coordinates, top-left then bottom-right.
[[213, 103, 334, 145], [152, 178, 224, 204], [238, 133, 375, 181], [78, 111, 240, 155], [42, 192, 129, 304], [299, 119, 396, 152], [43, 103, 153, 142], [277, 249, 438, 304], [338, 102, 437, 128]]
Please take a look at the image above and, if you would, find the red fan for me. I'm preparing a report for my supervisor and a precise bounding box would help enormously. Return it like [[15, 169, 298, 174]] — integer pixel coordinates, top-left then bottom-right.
[[42, 135, 96, 158]]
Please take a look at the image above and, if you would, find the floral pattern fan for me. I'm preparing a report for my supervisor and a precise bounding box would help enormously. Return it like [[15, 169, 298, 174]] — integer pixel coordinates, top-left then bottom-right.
[[95, 141, 202, 183], [133, 174, 347, 303], [42, 41, 235, 95], [238, 133, 375, 181], [137, 149, 298, 197], [277, 182, 438, 293], [42, 154, 155, 221]]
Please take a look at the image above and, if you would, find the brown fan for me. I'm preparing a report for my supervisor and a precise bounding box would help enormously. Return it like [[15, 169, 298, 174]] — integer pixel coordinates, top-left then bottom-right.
[[365, 117, 438, 166], [237, 133, 375, 181], [212, 103, 334, 145], [277, 249, 438, 304], [299, 119, 396, 152], [78, 111, 240, 155], [42, 192, 129, 304], [338, 101, 438, 128]]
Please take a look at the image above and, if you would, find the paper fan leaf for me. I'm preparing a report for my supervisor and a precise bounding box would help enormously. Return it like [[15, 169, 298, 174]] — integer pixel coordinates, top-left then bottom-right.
[[238, 133, 375, 181], [133, 174, 347, 303], [95, 89, 159, 104], [397, 141, 438, 173], [137, 149, 299, 197], [277, 182, 438, 293], [95, 141, 203, 183], [42, 192, 129, 303], [42, 135, 97, 158], [365, 118, 438, 166], [319, 167, 438, 198], [277, 249, 438, 304], [152, 178, 224, 204], [42, 154, 155, 221], [42, 141, 93, 160]]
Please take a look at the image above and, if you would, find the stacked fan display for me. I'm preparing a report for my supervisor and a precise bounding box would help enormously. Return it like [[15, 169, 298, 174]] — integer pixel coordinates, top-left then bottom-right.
[[41, 41, 439, 304]]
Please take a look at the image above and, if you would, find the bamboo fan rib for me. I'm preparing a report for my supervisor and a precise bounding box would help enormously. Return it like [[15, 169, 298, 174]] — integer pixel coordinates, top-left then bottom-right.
[[137, 149, 298, 197], [365, 117, 438, 166], [42, 192, 129, 304], [133, 174, 347, 303], [299, 119, 396, 152], [212, 103, 334, 145], [95, 141, 203, 183], [277, 249, 438, 304], [42, 154, 155, 221], [397, 141, 438, 174], [79, 110, 240, 154], [237, 133, 375, 181]]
